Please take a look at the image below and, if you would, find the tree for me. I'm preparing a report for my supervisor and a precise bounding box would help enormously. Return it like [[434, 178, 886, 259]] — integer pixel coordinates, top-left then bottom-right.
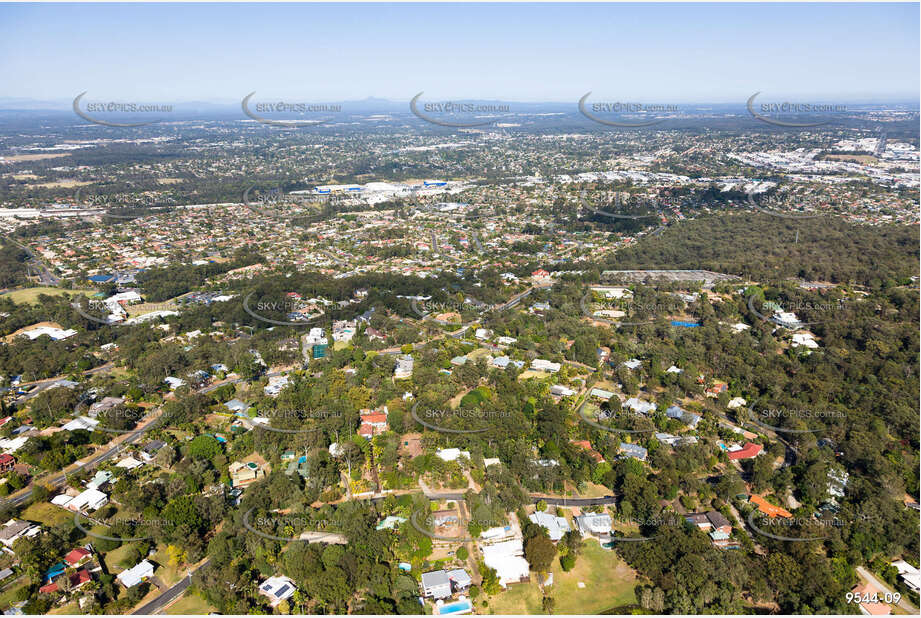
[[560, 553, 576, 571], [187, 435, 221, 460], [456, 546, 468, 561], [478, 562, 501, 596], [524, 533, 557, 573], [541, 595, 556, 613]]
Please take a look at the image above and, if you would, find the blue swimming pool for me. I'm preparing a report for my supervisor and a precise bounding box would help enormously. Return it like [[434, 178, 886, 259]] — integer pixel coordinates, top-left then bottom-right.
[[671, 320, 700, 327], [438, 599, 472, 615]]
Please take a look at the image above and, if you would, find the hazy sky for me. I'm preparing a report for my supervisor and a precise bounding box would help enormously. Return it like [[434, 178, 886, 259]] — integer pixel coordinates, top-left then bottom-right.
[[1, 3, 918, 103]]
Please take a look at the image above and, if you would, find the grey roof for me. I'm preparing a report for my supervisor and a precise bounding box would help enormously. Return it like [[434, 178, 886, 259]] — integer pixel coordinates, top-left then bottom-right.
[[421, 570, 451, 594], [706, 510, 731, 529], [619, 442, 648, 459]]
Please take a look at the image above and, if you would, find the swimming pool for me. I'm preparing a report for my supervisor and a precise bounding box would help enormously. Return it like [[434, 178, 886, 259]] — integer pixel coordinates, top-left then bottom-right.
[[671, 320, 700, 327], [437, 599, 473, 615]]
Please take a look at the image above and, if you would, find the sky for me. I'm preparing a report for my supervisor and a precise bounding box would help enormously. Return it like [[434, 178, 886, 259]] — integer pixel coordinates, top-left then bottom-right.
[[0, 2, 918, 103]]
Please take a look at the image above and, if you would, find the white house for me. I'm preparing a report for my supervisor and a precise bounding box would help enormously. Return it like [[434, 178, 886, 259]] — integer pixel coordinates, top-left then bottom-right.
[[574, 512, 613, 540], [531, 359, 561, 373], [394, 355, 414, 379], [436, 448, 470, 462], [116, 560, 154, 588], [481, 539, 530, 587], [529, 511, 571, 542], [624, 397, 656, 415], [892, 560, 921, 593], [61, 416, 99, 432], [550, 384, 575, 397], [258, 575, 297, 607], [66, 488, 108, 512]]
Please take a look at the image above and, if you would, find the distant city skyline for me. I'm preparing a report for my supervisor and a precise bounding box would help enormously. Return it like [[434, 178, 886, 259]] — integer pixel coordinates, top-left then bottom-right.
[[0, 3, 918, 103]]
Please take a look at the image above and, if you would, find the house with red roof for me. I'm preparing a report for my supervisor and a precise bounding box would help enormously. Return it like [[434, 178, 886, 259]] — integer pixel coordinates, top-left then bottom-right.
[[0, 454, 15, 472], [64, 547, 91, 568], [39, 569, 92, 594], [727, 442, 763, 461]]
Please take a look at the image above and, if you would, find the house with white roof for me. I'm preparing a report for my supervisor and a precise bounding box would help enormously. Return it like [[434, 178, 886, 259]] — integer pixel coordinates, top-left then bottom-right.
[[436, 448, 470, 462], [116, 560, 154, 588], [528, 511, 571, 542], [891, 560, 920, 593], [258, 575, 297, 607], [574, 512, 612, 541], [480, 539, 530, 587], [531, 359, 560, 373], [623, 397, 656, 415]]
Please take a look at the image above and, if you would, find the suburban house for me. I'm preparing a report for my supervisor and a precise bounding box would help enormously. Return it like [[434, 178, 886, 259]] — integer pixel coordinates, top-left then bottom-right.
[[39, 569, 91, 594], [665, 405, 702, 428], [229, 461, 265, 487], [116, 560, 154, 588], [64, 547, 92, 568], [528, 511, 571, 542], [421, 570, 452, 600], [481, 539, 530, 587], [684, 510, 736, 548], [55, 488, 108, 512], [550, 384, 575, 397], [619, 442, 648, 462], [749, 495, 793, 518], [139, 440, 167, 462], [891, 560, 920, 593], [590, 387, 614, 401], [574, 512, 613, 541], [531, 359, 561, 373], [655, 432, 698, 447], [258, 575, 297, 607], [0, 454, 15, 472], [850, 582, 891, 616], [421, 568, 471, 599], [623, 397, 656, 414], [358, 407, 389, 440], [224, 399, 248, 413], [394, 355, 414, 379], [0, 519, 41, 548], [727, 442, 763, 461]]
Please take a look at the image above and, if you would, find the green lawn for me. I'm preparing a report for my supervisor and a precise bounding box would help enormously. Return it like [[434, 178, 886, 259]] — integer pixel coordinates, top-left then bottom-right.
[[164, 591, 217, 615], [483, 540, 638, 615], [21, 502, 73, 528], [2, 287, 91, 304]]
